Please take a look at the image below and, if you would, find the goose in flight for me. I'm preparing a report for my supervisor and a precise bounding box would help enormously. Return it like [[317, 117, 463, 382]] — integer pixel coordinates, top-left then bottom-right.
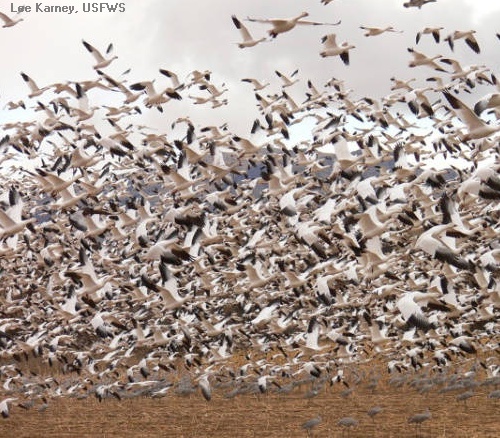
[[416, 27, 443, 44], [246, 11, 340, 38], [360, 26, 402, 37], [0, 11, 23, 27], [407, 48, 445, 71], [0, 397, 17, 418], [97, 69, 141, 103], [275, 69, 299, 87], [231, 15, 268, 48], [20, 72, 50, 98], [442, 91, 500, 141], [396, 291, 439, 332], [445, 30, 480, 54], [404, 0, 436, 8], [390, 76, 416, 91], [130, 80, 180, 108], [82, 40, 118, 69], [415, 223, 474, 270], [0, 194, 36, 238], [474, 92, 500, 116], [241, 77, 269, 91], [320, 34, 354, 65]]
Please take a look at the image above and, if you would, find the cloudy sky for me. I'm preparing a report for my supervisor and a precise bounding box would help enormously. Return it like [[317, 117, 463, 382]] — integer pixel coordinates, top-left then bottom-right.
[[0, 0, 499, 136]]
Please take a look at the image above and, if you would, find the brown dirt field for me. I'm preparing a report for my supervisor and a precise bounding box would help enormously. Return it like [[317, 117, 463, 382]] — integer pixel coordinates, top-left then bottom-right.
[[1, 375, 498, 438]]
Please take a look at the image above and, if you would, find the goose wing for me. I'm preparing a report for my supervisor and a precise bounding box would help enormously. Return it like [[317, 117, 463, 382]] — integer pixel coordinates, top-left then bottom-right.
[[442, 91, 488, 131], [231, 15, 253, 42], [82, 40, 105, 62]]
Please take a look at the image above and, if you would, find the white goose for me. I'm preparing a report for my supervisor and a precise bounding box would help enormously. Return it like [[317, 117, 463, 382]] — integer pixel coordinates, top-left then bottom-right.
[[320, 34, 355, 65], [360, 25, 402, 37], [0, 11, 23, 27], [82, 40, 118, 69], [231, 15, 268, 48], [246, 11, 340, 38], [0, 203, 35, 238], [416, 27, 443, 44], [130, 80, 180, 108], [0, 397, 18, 418], [97, 69, 141, 104], [407, 48, 445, 71], [275, 69, 299, 88], [445, 30, 480, 54], [20, 72, 50, 98], [442, 91, 500, 141], [396, 291, 439, 331], [241, 77, 269, 91]]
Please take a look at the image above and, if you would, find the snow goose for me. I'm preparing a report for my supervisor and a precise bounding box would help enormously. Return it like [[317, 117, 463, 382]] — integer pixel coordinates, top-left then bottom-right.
[[246, 11, 340, 38], [251, 300, 280, 326], [0, 201, 35, 238], [96, 69, 141, 103], [231, 15, 268, 48], [439, 58, 487, 83], [474, 91, 500, 116], [442, 91, 500, 141], [20, 72, 50, 98], [130, 79, 181, 108], [82, 40, 118, 69], [360, 25, 402, 37], [275, 69, 299, 88], [404, 0, 436, 8], [445, 30, 480, 54], [396, 291, 439, 332], [303, 317, 326, 351], [158, 68, 185, 97], [241, 77, 269, 91], [320, 34, 354, 65], [71, 83, 96, 122], [390, 76, 416, 91], [141, 272, 190, 310], [0, 397, 18, 418], [52, 184, 88, 210], [407, 48, 445, 71], [0, 11, 23, 27], [415, 223, 474, 270], [416, 26, 443, 44]]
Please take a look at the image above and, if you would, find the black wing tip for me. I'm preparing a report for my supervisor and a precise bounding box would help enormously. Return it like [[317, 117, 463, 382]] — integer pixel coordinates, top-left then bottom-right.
[[82, 40, 92, 51], [340, 51, 350, 65], [231, 15, 241, 28]]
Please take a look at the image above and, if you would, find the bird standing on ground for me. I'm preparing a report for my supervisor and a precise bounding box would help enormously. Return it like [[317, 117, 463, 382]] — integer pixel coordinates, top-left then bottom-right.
[[302, 415, 321, 436], [408, 408, 431, 434]]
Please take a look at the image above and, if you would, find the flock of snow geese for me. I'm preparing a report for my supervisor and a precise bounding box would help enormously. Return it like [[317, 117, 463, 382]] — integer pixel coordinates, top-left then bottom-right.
[[0, 0, 499, 427]]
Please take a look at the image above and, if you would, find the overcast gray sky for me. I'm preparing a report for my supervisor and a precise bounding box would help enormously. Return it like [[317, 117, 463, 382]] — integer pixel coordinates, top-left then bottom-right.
[[0, 0, 499, 135]]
